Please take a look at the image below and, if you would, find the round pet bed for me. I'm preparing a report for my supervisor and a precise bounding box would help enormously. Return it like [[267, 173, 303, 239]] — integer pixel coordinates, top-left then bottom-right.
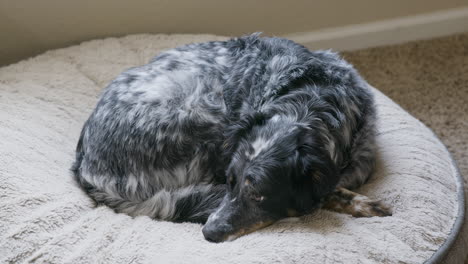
[[0, 34, 464, 264]]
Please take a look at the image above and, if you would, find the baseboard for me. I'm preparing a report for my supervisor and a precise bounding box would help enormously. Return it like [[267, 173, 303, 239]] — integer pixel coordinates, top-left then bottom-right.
[[284, 7, 468, 51]]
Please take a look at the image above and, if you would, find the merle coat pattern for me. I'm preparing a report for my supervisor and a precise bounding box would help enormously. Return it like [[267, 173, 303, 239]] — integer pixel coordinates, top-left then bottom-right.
[[72, 33, 390, 243]]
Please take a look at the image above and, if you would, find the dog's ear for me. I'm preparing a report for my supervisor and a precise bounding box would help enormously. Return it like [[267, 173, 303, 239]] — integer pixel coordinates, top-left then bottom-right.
[[294, 127, 340, 208]]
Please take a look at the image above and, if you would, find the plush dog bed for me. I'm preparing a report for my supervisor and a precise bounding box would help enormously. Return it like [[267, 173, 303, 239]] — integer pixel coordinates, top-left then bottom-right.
[[0, 34, 464, 264]]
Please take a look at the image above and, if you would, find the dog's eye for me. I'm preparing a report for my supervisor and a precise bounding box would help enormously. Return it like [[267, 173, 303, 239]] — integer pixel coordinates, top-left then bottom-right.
[[228, 175, 236, 190]]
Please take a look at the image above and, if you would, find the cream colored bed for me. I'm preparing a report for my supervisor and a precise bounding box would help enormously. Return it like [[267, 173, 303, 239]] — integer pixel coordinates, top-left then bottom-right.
[[0, 34, 464, 264]]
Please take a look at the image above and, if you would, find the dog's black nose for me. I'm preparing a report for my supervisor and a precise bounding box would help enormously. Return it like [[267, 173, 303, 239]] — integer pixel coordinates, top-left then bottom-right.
[[202, 225, 225, 243]]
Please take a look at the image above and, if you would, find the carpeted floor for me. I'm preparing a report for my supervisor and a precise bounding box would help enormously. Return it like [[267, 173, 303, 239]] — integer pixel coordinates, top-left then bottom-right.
[[342, 33, 468, 263]]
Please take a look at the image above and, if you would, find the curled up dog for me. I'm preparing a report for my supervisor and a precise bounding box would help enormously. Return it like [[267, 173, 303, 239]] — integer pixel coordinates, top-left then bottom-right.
[[71, 33, 392, 243]]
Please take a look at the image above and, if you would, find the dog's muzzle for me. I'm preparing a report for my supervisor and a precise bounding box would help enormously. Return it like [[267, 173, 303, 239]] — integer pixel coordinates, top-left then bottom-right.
[[202, 223, 231, 243]]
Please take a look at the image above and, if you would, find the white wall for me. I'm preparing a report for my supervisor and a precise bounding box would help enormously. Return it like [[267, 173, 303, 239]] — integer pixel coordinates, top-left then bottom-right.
[[1, 0, 467, 65]]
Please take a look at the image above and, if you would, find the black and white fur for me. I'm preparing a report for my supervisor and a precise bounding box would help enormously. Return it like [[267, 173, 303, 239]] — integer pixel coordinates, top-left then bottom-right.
[[72, 33, 387, 242]]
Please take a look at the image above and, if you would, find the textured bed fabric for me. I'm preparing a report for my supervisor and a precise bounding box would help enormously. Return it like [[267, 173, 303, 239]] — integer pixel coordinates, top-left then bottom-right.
[[0, 34, 462, 264], [342, 34, 468, 264]]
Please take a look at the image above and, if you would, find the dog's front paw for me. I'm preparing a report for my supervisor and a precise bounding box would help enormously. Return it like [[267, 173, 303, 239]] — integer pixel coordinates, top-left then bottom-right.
[[351, 198, 393, 217], [323, 188, 393, 217]]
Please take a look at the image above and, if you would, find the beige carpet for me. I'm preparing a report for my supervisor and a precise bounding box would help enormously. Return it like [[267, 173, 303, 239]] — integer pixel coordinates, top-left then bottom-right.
[[343, 33, 468, 263]]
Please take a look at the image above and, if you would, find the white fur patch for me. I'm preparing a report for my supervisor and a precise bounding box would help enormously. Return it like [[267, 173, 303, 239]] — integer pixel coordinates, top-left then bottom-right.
[[248, 136, 275, 160], [125, 174, 139, 195], [226, 235, 239, 242], [206, 204, 223, 223]]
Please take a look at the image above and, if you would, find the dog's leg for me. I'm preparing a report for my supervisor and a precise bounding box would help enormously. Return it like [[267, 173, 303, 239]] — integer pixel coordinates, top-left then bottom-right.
[[322, 187, 392, 217]]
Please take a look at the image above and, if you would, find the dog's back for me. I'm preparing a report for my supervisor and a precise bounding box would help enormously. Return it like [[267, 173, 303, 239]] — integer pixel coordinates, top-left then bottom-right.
[[72, 38, 233, 223]]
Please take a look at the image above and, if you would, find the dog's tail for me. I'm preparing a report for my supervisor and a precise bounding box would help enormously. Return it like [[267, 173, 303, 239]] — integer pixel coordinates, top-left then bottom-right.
[[73, 168, 225, 223], [71, 128, 225, 224], [79, 179, 226, 224]]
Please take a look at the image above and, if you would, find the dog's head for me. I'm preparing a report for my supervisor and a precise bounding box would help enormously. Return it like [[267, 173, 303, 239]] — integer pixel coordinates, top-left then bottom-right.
[[202, 114, 339, 242]]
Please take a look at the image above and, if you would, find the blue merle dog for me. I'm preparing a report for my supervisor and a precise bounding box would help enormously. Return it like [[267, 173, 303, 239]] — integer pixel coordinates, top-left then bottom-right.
[[72, 33, 391, 243]]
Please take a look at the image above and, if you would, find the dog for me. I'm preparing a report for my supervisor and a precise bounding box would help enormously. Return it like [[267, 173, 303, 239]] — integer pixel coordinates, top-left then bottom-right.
[[71, 33, 392, 243]]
